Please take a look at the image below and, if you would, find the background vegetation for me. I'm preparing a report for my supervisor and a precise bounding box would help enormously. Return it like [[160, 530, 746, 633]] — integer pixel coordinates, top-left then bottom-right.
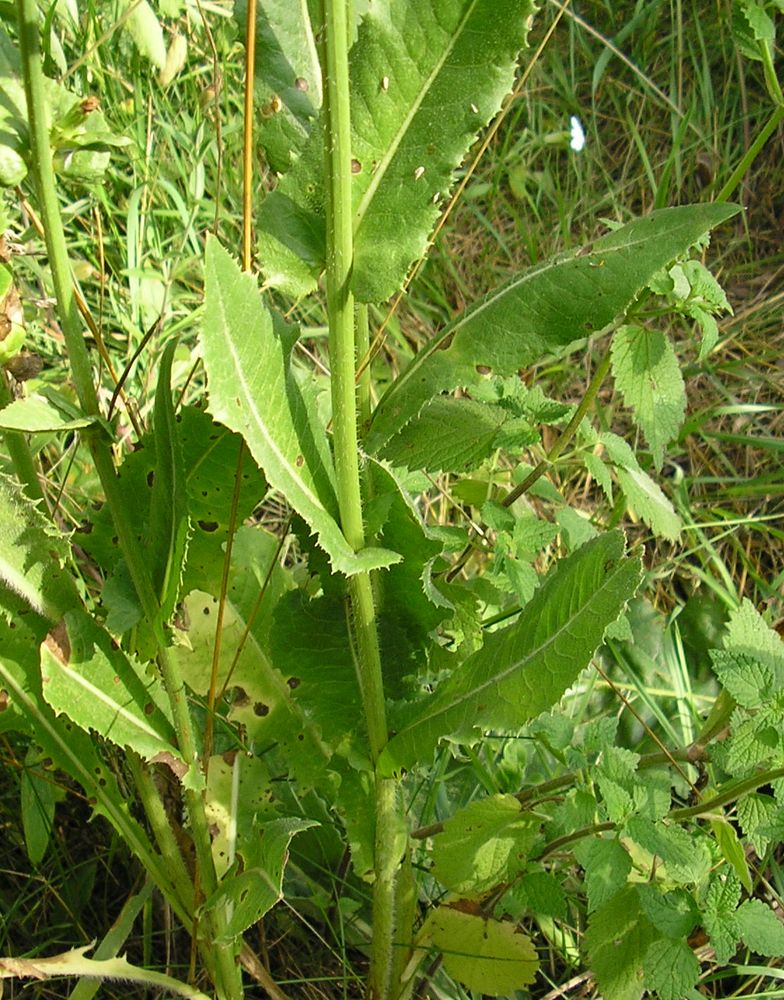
[[1, 0, 782, 997]]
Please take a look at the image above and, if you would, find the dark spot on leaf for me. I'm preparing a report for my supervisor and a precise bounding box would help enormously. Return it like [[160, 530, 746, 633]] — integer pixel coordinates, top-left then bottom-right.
[[202, 490, 208, 497], [297, 733, 304, 741], [222, 750, 238, 765], [231, 687, 249, 706], [0, 689, 9, 712], [287, 677, 301, 690], [351, 158, 361, 174], [475, 364, 491, 376], [295, 77, 308, 92], [198, 520, 219, 532], [209, 823, 221, 837], [44, 622, 71, 665], [113, 675, 120, 684], [43, 758, 52, 769], [144, 703, 154, 716], [203, 606, 211, 615], [436, 333, 454, 352], [147, 470, 154, 487], [254, 702, 270, 716], [240, 889, 249, 903], [111, 536, 118, 545], [295, 455, 304, 468]]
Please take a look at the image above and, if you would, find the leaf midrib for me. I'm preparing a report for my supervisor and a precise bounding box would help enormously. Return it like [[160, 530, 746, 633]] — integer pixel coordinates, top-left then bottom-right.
[[352, 0, 478, 235]]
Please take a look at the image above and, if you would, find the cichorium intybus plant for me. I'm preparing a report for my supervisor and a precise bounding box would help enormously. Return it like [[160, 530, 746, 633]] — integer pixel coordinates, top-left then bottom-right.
[[5, 1, 784, 999]]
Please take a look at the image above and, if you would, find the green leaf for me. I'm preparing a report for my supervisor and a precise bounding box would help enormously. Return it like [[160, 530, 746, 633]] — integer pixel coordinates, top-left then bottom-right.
[[202, 237, 399, 576], [21, 744, 64, 865], [610, 325, 686, 470], [625, 818, 711, 884], [583, 886, 657, 1000], [39, 610, 186, 776], [0, 473, 80, 620], [710, 649, 774, 708], [616, 467, 682, 541], [499, 869, 567, 921], [378, 531, 641, 776], [207, 817, 318, 942], [737, 898, 784, 956], [737, 793, 778, 855], [420, 907, 538, 995], [234, 0, 321, 172], [176, 527, 332, 787], [0, 394, 98, 433], [710, 818, 752, 893], [636, 886, 700, 939], [724, 599, 784, 686], [378, 397, 507, 473], [259, 0, 536, 301], [642, 937, 700, 1000], [702, 870, 741, 964], [431, 795, 539, 897], [573, 836, 631, 912], [367, 204, 740, 452], [147, 339, 189, 624]]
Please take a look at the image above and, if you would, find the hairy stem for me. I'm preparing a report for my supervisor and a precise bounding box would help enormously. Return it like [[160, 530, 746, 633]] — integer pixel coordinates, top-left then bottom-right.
[[0, 370, 43, 502], [321, 4, 405, 997], [16, 5, 239, 994]]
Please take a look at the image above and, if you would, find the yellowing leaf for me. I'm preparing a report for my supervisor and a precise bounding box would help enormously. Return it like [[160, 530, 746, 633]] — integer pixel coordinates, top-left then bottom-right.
[[422, 907, 538, 995]]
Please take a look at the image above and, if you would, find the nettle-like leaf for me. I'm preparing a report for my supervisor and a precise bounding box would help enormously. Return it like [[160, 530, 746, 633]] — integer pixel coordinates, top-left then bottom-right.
[[431, 795, 540, 897], [39, 609, 187, 778], [234, 0, 322, 172], [625, 817, 712, 885], [642, 937, 700, 1000], [600, 431, 682, 541], [259, 0, 535, 301], [573, 836, 632, 912], [610, 325, 686, 471], [418, 906, 538, 995], [367, 204, 739, 453], [202, 237, 400, 576], [583, 886, 658, 1000], [737, 898, 784, 956], [701, 869, 742, 964], [378, 531, 641, 776], [0, 473, 80, 620]]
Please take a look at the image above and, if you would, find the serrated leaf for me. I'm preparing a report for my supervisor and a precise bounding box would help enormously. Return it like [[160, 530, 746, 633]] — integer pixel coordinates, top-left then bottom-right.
[[702, 870, 741, 964], [737, 792, 778, 855], [642, 937, 700, 1000], [583, 886, 656, 1000], [378, 531, 641, 776], [420, 907, 538, 995], [0, 473, 80, 620], [234, 0, 321, 172], [379, 397, 506, 473], [500, 869, 567, 921], [20, 744, 64, 865], [147, 339, 189, 624], [724, 599, 784, 686], [39, 609, 185, 774], [259, 0, 536, 301], [367, 204, 739, 452], [207, 816, 317, 942], [737, 898, 784, 956], [625, 818, 711, 884], [574, 836, 631, 912], [431, 795, 539, 897], [710, 649, 774, 708], [610, 325, 686, 470], [202, 237, 399, 576], [616, 466, 682, 541], [636, 886, 700, 939]]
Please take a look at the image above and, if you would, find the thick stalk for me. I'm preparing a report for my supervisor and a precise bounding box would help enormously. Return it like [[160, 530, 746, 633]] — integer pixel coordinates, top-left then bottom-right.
[[16, 5, 239, 996], [321, 4, 404, 997]]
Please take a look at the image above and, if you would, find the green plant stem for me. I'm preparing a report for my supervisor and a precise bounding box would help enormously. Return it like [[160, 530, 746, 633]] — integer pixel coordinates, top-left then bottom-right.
[[356, 303, 371, 428], [446, 345, 613, 582], [321, 5, 403, 998], [16, 6, 239, 995], [714, 103, 784, 204], [0, 370, 43, 502]]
